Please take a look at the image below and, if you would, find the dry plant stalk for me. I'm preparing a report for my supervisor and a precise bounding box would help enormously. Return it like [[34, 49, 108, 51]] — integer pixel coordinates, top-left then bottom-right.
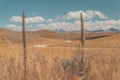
[[80, 13, 85, 75], [22, 12, 27, 80], [80, 13, 85, 48]]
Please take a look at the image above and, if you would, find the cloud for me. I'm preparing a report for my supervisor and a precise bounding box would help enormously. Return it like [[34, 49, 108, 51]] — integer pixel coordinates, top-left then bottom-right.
[[6, 24, 21, 31], [37, 22, 79, 31], [75, 20, 120, 31], [10, 16, 22, 23], [26, 16, 45, 23], [56, 10, 108, 20], [10, 16, 45, 24], [8, 10, 120, 32], [36, 24, 48, 30], [37, 20, 120, 31], [6, 24, 19, 28], [7, 19, 120, 31], [47, 19, 54, 23]]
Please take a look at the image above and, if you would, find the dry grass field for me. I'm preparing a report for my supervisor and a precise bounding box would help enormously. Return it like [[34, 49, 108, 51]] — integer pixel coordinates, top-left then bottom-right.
[[0, 28, 120, 80]]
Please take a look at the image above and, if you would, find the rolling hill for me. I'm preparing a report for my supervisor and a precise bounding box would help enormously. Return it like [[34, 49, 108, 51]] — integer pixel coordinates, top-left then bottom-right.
[[0, 28, 119, 47]]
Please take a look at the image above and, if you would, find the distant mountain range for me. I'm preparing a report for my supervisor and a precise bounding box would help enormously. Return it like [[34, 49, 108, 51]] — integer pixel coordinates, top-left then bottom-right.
[[88, 28, 120, 33], [54, 28, 120, 33]]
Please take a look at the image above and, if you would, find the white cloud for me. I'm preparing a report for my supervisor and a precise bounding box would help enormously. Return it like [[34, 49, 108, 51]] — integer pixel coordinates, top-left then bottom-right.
[[6, 24, 19, 28], [10, 16, 22, 23], [56, 10, 108, 20], [26, 16, 45, 23], [6, 24, 21, 31], [75, 20, 120, 31], [36, 24, 48, 30], [10, 16, 45, 24], [8, 10, 120, 32], [37, 22, 79, 31], [47, 19, 54, 22], [37, 19, 120, 31], [7, 19, 120, 31]]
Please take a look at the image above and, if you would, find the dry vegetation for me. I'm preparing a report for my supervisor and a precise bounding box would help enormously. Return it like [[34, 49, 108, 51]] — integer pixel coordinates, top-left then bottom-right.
[[0, 28, 120, 80], [0, 47, 119, 80]]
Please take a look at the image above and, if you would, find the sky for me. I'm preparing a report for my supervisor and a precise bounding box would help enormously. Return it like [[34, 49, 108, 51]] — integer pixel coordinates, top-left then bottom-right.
[[0, 0, 120, 31]]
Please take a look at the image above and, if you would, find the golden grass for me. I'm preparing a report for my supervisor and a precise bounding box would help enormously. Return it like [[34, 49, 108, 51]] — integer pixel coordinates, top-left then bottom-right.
[[0, 44, 120, 80], [0, 33, 120, 80]]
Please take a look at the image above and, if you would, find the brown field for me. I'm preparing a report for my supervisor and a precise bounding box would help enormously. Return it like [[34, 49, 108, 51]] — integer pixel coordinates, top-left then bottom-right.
[[0, 28, 120, 80]]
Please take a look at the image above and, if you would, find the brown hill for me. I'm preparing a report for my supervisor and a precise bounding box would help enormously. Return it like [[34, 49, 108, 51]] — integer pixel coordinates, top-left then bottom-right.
[[31, 29, 113, 40], [31, 29, 62, 39], [0, 28, 22, 43], [0, 28, 119, 47], [0, 28, 48, 43]]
